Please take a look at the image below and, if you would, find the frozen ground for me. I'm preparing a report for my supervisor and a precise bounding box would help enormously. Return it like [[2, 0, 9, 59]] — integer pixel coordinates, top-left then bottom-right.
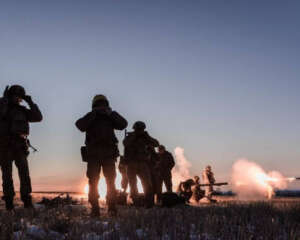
[[0, 193, 299, 240]]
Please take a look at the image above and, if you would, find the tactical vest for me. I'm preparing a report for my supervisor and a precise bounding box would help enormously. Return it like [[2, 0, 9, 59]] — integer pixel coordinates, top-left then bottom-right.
[[0, 102, 29, 137], [85, 114, 118, 146], [8, 106, 29, 136]]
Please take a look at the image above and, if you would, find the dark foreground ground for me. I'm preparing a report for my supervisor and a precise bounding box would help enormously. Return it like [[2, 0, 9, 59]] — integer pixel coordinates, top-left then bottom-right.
[[0, 194, 299, 240]]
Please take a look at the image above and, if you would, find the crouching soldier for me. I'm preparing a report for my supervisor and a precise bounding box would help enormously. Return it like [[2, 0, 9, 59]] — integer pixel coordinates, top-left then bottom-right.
[[75, 95, 127, 216], [123, 121, 159, 208], [0, 85, 43, 210], [177, 179, 194, 203]]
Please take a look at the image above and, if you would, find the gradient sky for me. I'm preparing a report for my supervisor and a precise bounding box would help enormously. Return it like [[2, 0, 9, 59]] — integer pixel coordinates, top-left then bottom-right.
[[1, 1, 300, 191]]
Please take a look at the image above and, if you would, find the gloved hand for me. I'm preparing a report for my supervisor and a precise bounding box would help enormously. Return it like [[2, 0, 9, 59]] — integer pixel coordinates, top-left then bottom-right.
[[105, 107, 112, 115], [94, 106, 112, 115], [3, 86, 9, 98], [23, 95, 34, 105]]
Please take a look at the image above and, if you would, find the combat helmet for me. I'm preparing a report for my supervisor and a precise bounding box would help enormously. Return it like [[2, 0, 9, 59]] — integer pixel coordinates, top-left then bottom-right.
[[92, 94, 109, 108], [158, 145, 166, 151], [133, 121, 146, 130], [8, 85, 26, 98], [194, 176, 200, 182], [205, 165, 212, 171]]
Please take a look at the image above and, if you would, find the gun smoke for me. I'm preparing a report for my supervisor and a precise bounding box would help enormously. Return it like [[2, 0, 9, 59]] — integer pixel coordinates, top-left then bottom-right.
[[231, 159, 293, 200], [171, 147, 192, 191]]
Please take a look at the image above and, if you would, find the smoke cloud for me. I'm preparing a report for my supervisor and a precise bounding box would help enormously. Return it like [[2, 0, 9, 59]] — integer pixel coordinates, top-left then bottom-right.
[[231, 159, 289, 200], [172, 147, 192, 191]]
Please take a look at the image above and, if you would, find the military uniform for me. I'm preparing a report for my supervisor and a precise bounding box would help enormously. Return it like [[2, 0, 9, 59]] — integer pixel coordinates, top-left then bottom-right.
[[157, 148, 175, 194], [123, 122, 159, 208], [202, 166, 215, 201], [118, 156, 128, 192], [176, 179, 194, 203], [146, 146, 160, 204], [76, 95, 127, 216], [191, 176, 204, 202], [0, 85, 42, 210]]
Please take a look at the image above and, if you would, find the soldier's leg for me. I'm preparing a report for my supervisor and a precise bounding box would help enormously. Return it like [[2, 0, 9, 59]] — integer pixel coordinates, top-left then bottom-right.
[[15, 151, 33, 208], [121, 169, 129, 192], [137, 162, 154, 208], [0, 151, 15, 210], [154, 175, 163, 204], [86, 160, 101, 215], [191, 185, 199, 202], [124, 170, 129, 192], [102, 160, 117, 214], [208, 186, 213, 199], [163, 171, 173, 192], [127, 163, 138, 202], [149, 171, 156, 205], [204, 186, 213, 201]]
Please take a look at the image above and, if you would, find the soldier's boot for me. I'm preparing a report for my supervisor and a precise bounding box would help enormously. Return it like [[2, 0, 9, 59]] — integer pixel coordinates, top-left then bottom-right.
[[22, 195, 34, 209], [108, 203, 117, 217], [3, 197, 14, 211], [90, 204, 100, 217], [145, 193, 154, 208], [106, 191, 117, 216]]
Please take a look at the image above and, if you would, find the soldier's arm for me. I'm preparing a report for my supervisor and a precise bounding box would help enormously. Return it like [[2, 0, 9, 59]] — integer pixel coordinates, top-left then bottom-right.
[[167, 152, 175, 169], [0, 97, 9, 118], [144, 132, 159, 147], [25, 101, 43, 122], [123, 134, 135, 147], [211, 173, 216, 184], [110, 111, 128, 130], [75, 111, 96, 132]]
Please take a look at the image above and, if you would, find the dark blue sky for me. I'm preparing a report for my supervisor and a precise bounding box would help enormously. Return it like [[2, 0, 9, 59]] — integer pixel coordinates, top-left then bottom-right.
[[1, 1, 300, 191]]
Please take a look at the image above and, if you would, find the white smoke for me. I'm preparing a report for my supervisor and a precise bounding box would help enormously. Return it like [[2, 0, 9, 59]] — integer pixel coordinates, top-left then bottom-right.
[[172, 147, 192, 191], [231, 159, 289, 200]]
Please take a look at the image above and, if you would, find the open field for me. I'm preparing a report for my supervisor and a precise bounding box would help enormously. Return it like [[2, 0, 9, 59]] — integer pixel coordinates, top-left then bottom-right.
[[0, 194, 299, 240]]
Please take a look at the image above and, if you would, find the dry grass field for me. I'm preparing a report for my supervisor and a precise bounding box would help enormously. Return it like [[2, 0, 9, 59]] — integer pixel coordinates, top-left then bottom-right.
[[0, 194, 299, 240]]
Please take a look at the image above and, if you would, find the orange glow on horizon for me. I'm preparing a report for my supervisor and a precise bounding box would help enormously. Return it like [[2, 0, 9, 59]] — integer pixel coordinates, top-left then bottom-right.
[[84, 170, 144, 200]]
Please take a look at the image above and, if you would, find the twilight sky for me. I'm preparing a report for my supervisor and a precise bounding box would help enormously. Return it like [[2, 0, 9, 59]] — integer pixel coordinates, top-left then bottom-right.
[[1, 0, 300, 191]]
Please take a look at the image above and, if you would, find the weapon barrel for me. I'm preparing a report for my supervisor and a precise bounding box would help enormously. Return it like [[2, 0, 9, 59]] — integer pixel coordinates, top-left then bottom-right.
[[199, 182, 228, 187]]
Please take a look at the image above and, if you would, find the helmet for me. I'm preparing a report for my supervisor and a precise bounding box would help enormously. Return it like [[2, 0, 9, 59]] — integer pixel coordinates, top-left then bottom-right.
[[92, 94, 109, 107], [8, 85, 25, 98], [205, 165, 212, 171], [133, 121, 146, 130], [158, 145, 166, 151]]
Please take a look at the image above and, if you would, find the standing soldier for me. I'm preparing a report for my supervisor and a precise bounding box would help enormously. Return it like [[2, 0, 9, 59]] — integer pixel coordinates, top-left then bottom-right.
[[0, 85, 43, 210], [118, 156, 128, 193], [146, 145, 160, 204], [75, 95, 127, 217], [202, 165, 216, 203], [123, 121, 159, 208], [157, 145, 175, 201]]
